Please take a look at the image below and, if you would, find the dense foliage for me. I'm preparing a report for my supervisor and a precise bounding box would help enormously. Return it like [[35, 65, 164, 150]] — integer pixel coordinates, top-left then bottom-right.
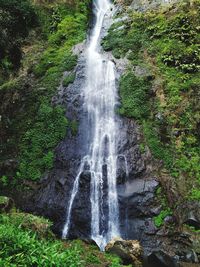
[[153, 187, 173, 227], [0, 0, 91, 183], [0, 0, 37, 78], [103, 0, 200, 201], [0, 210, 124, 266], [19, 104, 68, 181]]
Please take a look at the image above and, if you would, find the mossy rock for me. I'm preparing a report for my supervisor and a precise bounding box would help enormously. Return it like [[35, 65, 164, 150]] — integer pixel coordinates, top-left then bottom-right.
[[0, 196, 14, 213], [7, 212, 54, 238], [63, 73, 76, 87]]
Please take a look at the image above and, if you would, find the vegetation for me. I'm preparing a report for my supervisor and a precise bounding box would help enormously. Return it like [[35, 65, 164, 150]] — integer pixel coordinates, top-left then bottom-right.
[[154, 208, 172, 228], [0, 210, 125, 266], [0, 0, 91, 182], [119, 72, 150, 119], [0, 0, 38, 78], [19, 104, 68, 181], [63, 73, 76, 87], [104, 0, 200, 201], [153, 187, 173, 228]]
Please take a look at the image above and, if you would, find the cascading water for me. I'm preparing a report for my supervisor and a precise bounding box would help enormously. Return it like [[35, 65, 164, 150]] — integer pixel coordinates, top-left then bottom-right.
[[62, 0, 120, 250]]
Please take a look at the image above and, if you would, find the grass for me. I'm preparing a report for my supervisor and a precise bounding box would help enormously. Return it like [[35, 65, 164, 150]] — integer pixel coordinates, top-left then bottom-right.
[[0, 211, 125, 267]]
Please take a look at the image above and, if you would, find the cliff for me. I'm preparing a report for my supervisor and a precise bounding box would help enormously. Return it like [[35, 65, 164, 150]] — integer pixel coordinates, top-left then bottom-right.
[[0, 0, 199, 266]]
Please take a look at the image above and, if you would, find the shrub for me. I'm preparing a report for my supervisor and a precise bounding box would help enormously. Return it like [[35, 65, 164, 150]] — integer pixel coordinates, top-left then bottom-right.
[[18, 103, 68, 181], [119, 72, 150, 119], [153, 208, 172, 227], [189, 189, 200, 200], [0, 0, 38, 73], [63, 73, 76, 87]]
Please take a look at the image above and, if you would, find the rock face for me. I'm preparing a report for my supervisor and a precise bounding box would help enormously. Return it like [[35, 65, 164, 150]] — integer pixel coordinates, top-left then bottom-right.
[[179, 202, 200, 230], [11, 3, 199, 267], [105, 238, 143, 266], [14, 44, 200, 266], [19, 50, 91, 239]]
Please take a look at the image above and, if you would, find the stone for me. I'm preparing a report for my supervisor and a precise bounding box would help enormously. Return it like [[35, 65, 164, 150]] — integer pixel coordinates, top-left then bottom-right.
[[147, 250, 179, 267], [72, 41, 86, 55], [105, 238, 143, 266], [179, 202, 200, 230]]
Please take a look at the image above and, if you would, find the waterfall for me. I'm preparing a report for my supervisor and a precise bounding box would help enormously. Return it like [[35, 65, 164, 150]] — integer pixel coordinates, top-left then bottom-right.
[[62, 0, 120, 250]]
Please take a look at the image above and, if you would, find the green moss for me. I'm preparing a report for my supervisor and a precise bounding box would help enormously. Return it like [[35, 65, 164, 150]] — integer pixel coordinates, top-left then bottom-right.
[[153, 208, 172, 227], [69, 120, 79, 136], [63, 73, 76, 87], [139, 143, 146, 154], [0, 196, 9, 205], [0, 79, 20, 91], [153, 186, 173, 227], [142, 121, 173, 169], [0, 1, 91, 183], [0, 175, 8, 187], [19, 6, 90, 182], [112, 0, 200, 199], [18, 104, 68, 181], [119, 72, 150, 119], [189, 189, 200, 200]]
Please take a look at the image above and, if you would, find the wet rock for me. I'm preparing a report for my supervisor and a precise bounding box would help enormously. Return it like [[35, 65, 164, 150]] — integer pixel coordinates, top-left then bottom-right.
[[184, 213, 200, 230], [111, 55, 129, 76], [147, 250, 179, 267], [179, 202, 200, 230], [69, 171, 92, 239], [118, 178, 159, 241], [117, 118, 147, 179], [150, 206, 162, 216], [164, 215, 175, 224], [144, 219, 158, 235], [116, 155, 128, 185], [105, 238, 143, 266], [72, 41, 86, 55]]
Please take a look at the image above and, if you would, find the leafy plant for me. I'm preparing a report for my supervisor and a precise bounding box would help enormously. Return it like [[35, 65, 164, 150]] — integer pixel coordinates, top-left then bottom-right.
[[189, 189, 200, 200], [18, 103, 68, 181], [0, 175, 8, 187], [0, 211, 124, 267], [154, 208, 173, 227], [119, 72, 150, 119], [63, 73, 76, 87]]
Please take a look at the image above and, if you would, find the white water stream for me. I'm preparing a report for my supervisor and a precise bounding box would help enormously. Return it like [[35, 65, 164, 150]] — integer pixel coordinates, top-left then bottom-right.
[[62, 0, 120, 250]]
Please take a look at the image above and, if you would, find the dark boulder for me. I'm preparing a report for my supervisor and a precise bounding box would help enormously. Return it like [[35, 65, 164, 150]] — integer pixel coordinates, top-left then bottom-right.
[[147, 250, 179, 267]]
